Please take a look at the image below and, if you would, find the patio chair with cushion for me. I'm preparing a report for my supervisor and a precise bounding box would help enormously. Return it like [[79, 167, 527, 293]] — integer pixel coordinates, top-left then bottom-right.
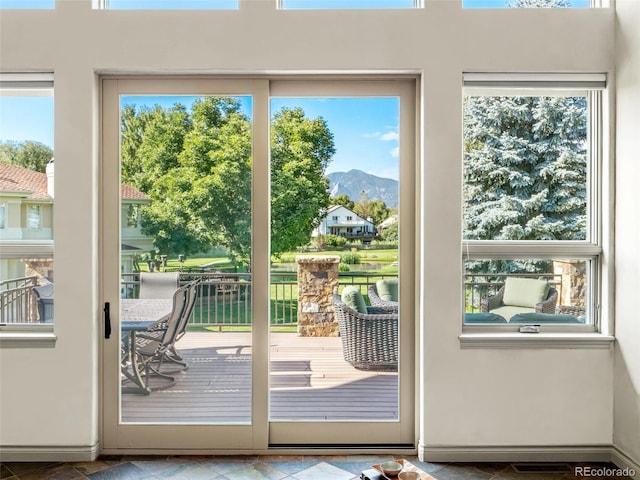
[[368, 278, 399, 310], [139, 272, 180, 299], [134, 280, 199, 375], [481, 277, 557, 321], [128, 285, 189, 391], [333, 286, 398, 371]]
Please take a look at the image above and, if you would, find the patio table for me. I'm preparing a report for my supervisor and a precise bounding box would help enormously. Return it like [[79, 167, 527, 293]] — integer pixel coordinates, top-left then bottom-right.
[[121, 298, 173, 395]]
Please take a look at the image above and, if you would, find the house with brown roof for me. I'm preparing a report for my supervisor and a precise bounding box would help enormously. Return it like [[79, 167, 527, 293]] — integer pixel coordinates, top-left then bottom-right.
[[0, 161, 152, 284]]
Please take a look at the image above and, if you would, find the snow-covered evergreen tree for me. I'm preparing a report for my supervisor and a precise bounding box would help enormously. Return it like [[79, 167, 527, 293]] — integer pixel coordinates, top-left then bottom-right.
[[463, 94, 587, 275], [508, 0, 571, 7], [463, 95, 587, 242]]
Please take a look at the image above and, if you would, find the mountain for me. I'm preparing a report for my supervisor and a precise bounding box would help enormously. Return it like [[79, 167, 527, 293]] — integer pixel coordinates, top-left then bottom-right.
[[327, 169, 398, 208]]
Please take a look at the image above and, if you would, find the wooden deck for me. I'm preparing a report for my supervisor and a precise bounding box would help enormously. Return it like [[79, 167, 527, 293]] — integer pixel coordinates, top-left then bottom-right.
[[121, 331, 398, 424]]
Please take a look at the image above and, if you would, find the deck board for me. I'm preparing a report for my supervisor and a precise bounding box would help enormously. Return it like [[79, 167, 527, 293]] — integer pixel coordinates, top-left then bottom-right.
[[121, 331, 398, 423]]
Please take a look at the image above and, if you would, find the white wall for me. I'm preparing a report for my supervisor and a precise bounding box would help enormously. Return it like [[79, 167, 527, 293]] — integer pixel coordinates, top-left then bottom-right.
[[614, 0, 640, 469], [0, 0, 623, 460]]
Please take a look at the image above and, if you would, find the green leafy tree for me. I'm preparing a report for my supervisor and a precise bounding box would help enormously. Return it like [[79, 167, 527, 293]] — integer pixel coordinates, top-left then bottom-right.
[[331, 193, 354, 210], [380, 222, 398, 243], [121, 100, 334, 264], [353, 191, 390, 226], [270, 107, 335, 257], [0, 140, 53, 172]]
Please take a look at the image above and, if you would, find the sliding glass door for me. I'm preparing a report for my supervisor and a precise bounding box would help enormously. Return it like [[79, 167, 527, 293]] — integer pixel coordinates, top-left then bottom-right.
[[101, 76, 416, 452]]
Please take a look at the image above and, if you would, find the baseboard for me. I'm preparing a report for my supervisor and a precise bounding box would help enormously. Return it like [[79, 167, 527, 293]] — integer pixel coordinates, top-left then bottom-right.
[[0, 442, 99, 462], [419, 443, 612, 463], [611, 445, 640, 480]]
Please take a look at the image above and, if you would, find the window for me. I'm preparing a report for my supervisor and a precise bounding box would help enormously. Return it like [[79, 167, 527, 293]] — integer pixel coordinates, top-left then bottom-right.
[[27, 205, 41, 230], [462, 73, 605, 334], [462, 0, 597, 9], [0, 0, 54, 8], [101, 0, 238, 9], [0, 73, 55, 332], [281, 0, 418, 9]]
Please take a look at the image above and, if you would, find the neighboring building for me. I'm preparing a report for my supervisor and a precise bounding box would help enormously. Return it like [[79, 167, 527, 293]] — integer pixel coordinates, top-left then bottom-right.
[[119, 184, 154, 275], [0, 161, 152, 284], [377, 214, 398, 235], [313, 205, 376, 242]]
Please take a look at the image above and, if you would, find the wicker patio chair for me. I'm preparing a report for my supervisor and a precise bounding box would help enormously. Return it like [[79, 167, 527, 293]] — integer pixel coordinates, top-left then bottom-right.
[[367, 284, 399, 311], [333, 293, 399, 371]]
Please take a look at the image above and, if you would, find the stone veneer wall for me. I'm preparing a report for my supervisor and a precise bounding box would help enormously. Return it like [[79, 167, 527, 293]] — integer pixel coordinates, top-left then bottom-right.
[[296, 255, 340, 337], [23, 259, 54, 284]]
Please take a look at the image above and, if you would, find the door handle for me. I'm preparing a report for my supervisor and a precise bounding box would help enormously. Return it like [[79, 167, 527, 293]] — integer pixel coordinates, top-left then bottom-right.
[[104, 302, 111, 339]]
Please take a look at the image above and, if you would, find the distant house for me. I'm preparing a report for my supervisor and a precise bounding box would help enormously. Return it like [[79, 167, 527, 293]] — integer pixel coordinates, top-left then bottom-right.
[[314, 205, 376, 242], [377, 214, 398, 235], [0, 161, 152, 284]]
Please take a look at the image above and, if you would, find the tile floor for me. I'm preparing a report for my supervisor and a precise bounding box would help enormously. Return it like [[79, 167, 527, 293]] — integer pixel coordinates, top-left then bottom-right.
[[0, 455, 631, 480]]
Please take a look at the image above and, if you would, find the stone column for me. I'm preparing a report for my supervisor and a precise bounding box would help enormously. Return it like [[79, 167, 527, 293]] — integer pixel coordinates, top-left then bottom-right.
[[296, 255, 340, 337]]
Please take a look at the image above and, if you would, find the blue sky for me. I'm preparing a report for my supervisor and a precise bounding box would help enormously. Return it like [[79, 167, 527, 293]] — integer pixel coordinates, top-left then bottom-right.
[[0, 96, 55, 147], [0, 93, 399, 180], [271, 97, 399, 179], [121, 95, 400, 180]]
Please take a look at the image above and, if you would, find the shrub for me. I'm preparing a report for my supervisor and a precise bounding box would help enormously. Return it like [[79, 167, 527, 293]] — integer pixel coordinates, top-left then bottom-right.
[[338, 263, 351, 272], [325, 234, 348, 248], [341, 252, 361, 265]]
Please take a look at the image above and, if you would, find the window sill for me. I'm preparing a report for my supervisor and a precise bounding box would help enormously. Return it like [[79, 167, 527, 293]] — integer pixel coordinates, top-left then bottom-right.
[[0, 326, 57, 348], [459, 332, 614, 349]]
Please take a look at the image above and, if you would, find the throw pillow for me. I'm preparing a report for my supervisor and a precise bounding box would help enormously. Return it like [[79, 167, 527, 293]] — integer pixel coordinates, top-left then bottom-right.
[[341, 286, 368, 314], [502, 277, 550, 308], [376, 278, 399, 302]]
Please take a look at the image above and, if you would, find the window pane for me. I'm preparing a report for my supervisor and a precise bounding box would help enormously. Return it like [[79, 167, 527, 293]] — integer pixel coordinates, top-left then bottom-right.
[[0, 89, 54, 325], [464, 258, 591, 325], [269, 96, 401, 421], [0, 0, 54, 8], [282, 0, 415, 9], [463, 0, 591, 8], [119, 94, 253, 423], [463, 94, 588, 241], [105, 0, 237, 9]]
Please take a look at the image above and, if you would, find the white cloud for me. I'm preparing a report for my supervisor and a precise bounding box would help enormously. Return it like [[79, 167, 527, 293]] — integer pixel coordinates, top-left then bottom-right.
[[363, 131, 382, 139], [363, 130, 398, 141], [380, 131, 399, 141], [390, 146, 399, 158]]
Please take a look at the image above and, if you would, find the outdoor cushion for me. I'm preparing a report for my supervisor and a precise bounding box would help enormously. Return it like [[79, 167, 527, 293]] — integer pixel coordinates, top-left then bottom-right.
[[376, 278, 398, 302], [510, 313, 584, 324], [502, 277, 550, 308], [490, 305, 536, 321], [464, 312, 507, 324], [341, 286, 368, 314]]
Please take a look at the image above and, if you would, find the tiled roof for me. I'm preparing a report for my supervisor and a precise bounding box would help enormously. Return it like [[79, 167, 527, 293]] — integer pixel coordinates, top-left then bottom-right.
[[0, 162, 50, 200], [0, 162, 148, 201], [121, 183, 149, 201]]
